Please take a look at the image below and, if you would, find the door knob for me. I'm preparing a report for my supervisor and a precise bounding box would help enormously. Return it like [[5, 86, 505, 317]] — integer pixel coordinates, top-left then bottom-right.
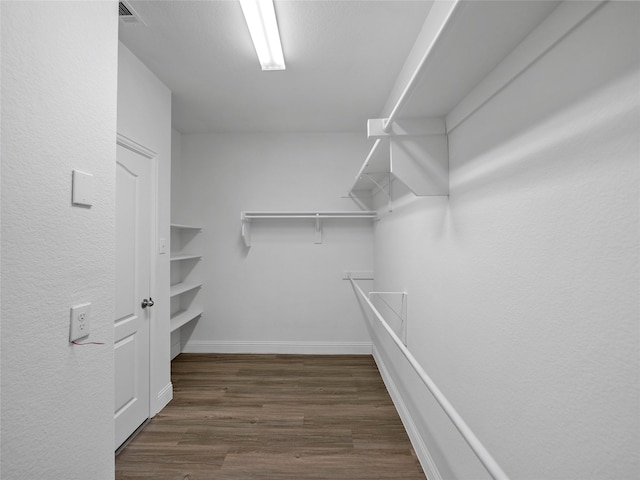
[[141, 297, 154, 309]]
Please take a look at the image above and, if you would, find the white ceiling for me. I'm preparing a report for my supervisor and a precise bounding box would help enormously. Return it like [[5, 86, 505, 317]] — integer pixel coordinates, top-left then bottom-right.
[[119, 0, 434, 134]]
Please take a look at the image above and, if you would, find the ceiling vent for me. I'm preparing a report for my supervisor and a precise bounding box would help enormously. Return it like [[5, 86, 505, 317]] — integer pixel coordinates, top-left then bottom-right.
[[119, 2, 145, 26]]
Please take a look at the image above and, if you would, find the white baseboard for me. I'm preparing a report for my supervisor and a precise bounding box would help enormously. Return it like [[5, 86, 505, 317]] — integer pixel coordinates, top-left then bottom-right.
[[155, 382, 173, 415], [372, 345, 443, 480], [182, 340, 372, 355]]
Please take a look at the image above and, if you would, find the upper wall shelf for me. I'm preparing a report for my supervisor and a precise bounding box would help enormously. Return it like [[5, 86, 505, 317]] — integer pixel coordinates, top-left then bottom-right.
[[170, 254, 202, 262], [349, 0, 602, 202], [385, 0, 562, 129], [170, 223, 202, 231], [241, 211, 378, 247]]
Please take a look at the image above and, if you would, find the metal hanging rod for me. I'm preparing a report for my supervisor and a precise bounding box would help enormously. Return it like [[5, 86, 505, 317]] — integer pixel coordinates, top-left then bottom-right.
[[242, 211, 377, 220], [348, 274, 509, 480]]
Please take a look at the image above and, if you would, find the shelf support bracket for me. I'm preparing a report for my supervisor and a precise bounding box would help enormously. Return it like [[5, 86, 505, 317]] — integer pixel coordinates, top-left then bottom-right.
[[241, 213, 251, 248], [346, 192, 370, 212], [363, 173, 392, 213], [367, 117, 449, 197], [314, 213, 322, 244]]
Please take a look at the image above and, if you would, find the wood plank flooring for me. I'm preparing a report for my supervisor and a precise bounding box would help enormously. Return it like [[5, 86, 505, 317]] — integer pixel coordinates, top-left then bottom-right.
[[115, 354, 426, 480]]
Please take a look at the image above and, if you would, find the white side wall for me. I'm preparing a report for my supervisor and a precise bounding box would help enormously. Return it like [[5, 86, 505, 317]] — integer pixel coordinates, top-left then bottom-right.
[[171, 128, 185, 227], [371, 2, 639, 479], [175, 133, 373, 354], [117, 42, 173, 414], [1, 2, 118, 478]]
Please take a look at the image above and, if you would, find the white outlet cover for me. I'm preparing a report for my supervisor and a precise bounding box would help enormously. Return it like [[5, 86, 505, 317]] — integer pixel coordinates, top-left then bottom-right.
[[70, 303, 91, 342], [72, 170, 94, 207]]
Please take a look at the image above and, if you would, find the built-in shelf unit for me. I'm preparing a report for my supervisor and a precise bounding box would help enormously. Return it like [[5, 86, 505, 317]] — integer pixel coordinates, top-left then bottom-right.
[[170, 224, 203, 356]]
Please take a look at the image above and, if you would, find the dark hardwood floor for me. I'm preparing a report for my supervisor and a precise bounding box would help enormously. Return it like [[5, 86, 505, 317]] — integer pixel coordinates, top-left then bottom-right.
[[115, 354, 426, 480]]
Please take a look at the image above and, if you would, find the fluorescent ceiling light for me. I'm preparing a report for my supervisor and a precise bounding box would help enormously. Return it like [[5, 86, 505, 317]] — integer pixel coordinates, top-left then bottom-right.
[[239, 0, 286, 71]]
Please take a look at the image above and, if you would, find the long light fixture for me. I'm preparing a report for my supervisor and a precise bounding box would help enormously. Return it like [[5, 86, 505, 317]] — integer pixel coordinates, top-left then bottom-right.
[[239, 0, 285, 71]]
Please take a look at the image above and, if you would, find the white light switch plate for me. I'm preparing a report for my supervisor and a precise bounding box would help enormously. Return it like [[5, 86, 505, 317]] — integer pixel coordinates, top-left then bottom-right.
[[72, 170, 94, 206]]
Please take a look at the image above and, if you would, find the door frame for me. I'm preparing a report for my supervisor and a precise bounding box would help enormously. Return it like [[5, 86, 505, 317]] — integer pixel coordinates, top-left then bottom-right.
[[116, 132, 159, 420]]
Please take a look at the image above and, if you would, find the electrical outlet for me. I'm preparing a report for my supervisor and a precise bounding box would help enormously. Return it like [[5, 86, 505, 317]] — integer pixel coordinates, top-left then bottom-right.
[[70, 303, 91, 342]]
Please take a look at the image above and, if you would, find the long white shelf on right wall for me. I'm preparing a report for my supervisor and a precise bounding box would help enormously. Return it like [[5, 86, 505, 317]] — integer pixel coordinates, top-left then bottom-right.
[[348, 0, 604, 206]]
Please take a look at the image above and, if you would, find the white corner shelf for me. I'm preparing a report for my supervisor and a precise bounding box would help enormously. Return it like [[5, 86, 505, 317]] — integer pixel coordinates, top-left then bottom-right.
[[240, 211, 378, 247], [170, 307, 203, 333]]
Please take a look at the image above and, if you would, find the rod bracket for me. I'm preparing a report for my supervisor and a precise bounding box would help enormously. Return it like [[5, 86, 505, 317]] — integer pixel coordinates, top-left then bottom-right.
[[314, 213, 322, 244], [241, 212, 251, 247]]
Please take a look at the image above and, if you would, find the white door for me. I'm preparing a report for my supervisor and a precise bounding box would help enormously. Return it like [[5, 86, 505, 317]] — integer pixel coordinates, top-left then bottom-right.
[[115, 143, 152, 449]]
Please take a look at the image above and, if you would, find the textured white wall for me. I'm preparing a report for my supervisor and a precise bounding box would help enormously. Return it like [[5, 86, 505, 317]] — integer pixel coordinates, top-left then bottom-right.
[[117, 42, 173, 415], [171, 128, 185, 226], [174, 133, 374, 354], [372, 2, 639, 479], [1, 2, 118, 478]]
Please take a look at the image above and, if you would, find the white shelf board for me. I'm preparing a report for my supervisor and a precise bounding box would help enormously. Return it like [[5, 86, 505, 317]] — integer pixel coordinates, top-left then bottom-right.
[[170, 282, 203, 298], [349, 0, 587, 200], [394, 0, 560, 120], [170, 307, 203, 332], [170, 254, 202, 262], [170, 223, 202, 230]]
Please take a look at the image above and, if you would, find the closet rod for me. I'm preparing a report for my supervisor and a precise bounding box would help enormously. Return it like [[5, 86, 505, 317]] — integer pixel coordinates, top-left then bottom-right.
[[244, 215, 374, 219], [382, 0, 461, 133], [348, 275, 509, 480]]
